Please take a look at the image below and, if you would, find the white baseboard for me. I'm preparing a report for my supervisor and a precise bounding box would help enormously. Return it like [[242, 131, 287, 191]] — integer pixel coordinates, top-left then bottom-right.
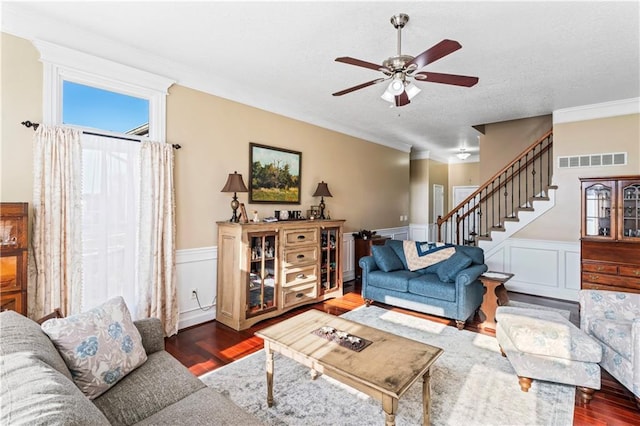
[[484, 238, 581, 301]]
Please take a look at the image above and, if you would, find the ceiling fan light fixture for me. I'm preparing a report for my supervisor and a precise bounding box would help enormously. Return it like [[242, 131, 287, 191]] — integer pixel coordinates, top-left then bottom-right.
[[380, 90, 395, 103], [456, 149, 471, 160], [405, 81, 421, 100], [387, 78, 405, 96]]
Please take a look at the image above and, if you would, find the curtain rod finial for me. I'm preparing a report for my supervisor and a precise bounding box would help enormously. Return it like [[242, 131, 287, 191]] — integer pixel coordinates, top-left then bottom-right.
[[21, 120, 39, 131]]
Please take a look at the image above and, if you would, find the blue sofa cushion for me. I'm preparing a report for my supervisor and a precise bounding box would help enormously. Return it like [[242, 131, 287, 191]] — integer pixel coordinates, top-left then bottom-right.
[[408, 274, 456, 302], [385, 240, 409, 270], [371, 245, 404, 272], [437, 250, 473, 283], [367, 270, 419, 292], [456, 245, 485, 265]]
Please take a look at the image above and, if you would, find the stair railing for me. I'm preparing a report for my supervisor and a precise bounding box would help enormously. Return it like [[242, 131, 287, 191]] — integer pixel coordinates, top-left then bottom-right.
[[437, 129, 553, 245]]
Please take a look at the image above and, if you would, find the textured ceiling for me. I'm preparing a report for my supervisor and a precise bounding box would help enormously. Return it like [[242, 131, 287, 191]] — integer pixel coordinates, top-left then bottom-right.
[[3, 1, 639, 161]]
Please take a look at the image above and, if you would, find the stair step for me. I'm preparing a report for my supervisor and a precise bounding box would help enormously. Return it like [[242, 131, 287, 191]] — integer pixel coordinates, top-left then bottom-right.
[[518, 207, 535, 212], [490, 226, 505, 232], [503, 217, 520, 222], [477, 236, 493, 242], [531, 196, 550, 201], [548, 185, 558, 190]]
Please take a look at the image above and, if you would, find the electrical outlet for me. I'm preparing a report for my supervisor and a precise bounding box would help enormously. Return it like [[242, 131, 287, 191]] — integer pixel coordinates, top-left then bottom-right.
[[191, 288, 197, 300], [400, 215, 403, 221]]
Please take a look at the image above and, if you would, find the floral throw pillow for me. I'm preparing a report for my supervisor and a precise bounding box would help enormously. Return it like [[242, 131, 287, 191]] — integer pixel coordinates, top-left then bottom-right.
[[41, 296, 147, 399]]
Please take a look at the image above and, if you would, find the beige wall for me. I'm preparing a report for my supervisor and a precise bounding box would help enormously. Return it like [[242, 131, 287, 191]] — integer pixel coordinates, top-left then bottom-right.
[[1, 33, 41, 202], [447, 162, 480, 210], [479, 115, 552, 182], [168, 85, 409, 248], [515, 113, 640, 241], [0, 33, 410, 250], [409, 158, 429, 224], [428, 160, 448, 223]]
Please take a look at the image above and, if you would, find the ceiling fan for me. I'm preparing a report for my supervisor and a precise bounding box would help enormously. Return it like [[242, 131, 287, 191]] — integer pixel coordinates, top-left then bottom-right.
[[332, 13, 479, 107]]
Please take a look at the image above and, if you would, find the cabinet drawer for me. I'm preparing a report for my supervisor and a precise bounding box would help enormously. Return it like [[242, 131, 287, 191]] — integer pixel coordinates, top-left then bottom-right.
[[1, 251, 27, 293], [582, 272, 640, 289], [619, 265, 640, 278], [283, 247, 318, 267], [282, 282, 317, 308], [582, 282, 640, 294], [283, 265, 317, 288], [283, 229, 318, 247], [582, 263, 618, 274], [0, 292, 23, 313]]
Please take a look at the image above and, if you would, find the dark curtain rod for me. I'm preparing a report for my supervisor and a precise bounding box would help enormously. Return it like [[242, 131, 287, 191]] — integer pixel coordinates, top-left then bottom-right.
[[21, 121, 182, 150]]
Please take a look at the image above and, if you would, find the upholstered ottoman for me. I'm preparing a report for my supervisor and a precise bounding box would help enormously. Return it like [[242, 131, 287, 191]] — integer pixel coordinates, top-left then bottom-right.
[[495, 306, 603, 404]]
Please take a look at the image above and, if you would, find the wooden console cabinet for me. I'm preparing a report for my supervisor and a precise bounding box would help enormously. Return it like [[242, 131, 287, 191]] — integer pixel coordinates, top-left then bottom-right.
[[1, 203, 28, 315], [216, 219, 344, 330], [580, 176, 640, 293]]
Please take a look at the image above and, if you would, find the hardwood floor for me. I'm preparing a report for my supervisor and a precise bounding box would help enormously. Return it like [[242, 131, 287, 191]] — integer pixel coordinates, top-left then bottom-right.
[[165, 283, 639, 425]]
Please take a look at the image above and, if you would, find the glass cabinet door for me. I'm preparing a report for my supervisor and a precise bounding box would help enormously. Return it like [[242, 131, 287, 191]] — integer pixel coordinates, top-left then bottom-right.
[[320, 227, 339, 294], [621, 181, 640, 240], [247, 232, 277, 317], [583, 183, 614, 238]]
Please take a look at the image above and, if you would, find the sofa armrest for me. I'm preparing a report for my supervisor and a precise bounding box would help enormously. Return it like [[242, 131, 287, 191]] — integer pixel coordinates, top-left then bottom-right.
[[579, 290, 640, 331], [134, 318, 165, 355], [455, 263, 488, 286], [359, 255, 379, 273]]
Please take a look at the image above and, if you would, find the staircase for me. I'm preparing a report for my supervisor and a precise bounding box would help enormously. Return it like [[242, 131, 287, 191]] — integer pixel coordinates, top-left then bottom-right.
[[437, 130, 554, 249]]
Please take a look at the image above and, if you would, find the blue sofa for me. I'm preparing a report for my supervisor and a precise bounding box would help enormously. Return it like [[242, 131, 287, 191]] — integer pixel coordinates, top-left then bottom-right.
[[359, 239, 488, 329]]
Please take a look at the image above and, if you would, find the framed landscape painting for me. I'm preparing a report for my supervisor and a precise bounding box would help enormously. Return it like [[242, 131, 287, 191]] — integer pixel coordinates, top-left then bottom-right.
[[249, 143, 301, 204]]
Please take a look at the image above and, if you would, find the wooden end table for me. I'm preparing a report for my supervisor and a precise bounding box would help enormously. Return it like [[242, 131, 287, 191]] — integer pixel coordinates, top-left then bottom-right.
[[478, 271, 514, 330], [255, 310, 443, 425]]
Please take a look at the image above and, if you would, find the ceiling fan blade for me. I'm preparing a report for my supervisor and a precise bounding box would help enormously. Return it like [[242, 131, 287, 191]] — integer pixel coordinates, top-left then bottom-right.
[[395, 91, 410, 107], [407, 39, 462, 70], [414, 71, 479, 87], [335, 57, 385, 72], [332, 78, 386, 96]]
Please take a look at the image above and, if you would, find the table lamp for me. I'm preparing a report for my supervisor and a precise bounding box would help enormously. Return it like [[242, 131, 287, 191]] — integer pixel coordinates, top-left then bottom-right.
[[221, 171, 248, 222], [312, 181, 332, 219]]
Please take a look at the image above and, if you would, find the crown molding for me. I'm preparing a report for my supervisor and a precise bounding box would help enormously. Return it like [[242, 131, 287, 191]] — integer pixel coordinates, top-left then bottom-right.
[[410, 150, 430, 160], [553, 97, 640, 124]]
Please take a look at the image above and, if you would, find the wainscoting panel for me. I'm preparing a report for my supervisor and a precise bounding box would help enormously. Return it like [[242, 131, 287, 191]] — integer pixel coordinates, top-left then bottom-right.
[[484, 238, 580, 301], [176, 246, 217, 330], [376, 226, 410, 241], [409, 223, 429, 241]]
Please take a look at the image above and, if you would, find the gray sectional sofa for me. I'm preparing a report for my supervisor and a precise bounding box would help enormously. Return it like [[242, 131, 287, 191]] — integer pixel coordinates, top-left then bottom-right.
[[0, 310, 262, 425], [360, 239, 488, 329]]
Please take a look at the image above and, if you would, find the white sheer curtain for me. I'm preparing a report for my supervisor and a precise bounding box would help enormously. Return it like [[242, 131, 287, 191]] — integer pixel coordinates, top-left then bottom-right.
[[138, 140, 178, 336], [29, 125, 83, 319], [80, 134, 140, 314]]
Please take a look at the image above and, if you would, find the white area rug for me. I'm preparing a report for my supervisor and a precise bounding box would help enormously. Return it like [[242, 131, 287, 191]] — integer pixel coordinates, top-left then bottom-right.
[[200, 306, 574, 425]]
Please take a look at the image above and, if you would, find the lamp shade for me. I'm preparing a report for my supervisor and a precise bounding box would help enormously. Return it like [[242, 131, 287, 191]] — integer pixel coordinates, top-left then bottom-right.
[[312, 181, 332, 197], [221, 171, 248, 193]]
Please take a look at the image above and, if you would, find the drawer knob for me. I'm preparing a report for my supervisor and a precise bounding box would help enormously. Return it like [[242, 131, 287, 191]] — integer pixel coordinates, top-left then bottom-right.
[[596, 266, 603, 271], [296, 273, 307, 279], [634, 270, 640, 276], [297, 235, 305, 240], [590, 274, 599, 281], [295, 293, 304, 298], [297, 254, 305, 259]]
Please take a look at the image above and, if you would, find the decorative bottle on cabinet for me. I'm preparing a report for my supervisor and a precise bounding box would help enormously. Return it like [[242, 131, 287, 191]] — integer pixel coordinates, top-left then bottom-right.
[[0, 203, 28, 315], [580, 176, 640, 293], [320, 226, 341, 294]]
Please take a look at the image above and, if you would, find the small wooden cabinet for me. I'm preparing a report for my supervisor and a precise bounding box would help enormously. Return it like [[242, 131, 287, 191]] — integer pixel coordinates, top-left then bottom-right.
[[580, 176, 640, 293], [1, 203, 28, 315], [354, 237, 390, 281], [216, 219, 344, 330]]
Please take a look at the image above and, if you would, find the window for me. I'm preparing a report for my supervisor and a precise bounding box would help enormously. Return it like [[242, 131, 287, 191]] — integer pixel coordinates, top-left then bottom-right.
[[62, 81, 149, 135], [34, 39, 174, 141]]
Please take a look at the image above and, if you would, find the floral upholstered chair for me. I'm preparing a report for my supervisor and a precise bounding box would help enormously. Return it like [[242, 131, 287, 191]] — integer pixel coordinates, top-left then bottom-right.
[[579, 290, 640, 407]]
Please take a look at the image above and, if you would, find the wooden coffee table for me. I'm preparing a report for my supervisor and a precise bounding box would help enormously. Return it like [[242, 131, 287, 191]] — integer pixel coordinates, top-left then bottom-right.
[[255, 310, 443, 425]]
